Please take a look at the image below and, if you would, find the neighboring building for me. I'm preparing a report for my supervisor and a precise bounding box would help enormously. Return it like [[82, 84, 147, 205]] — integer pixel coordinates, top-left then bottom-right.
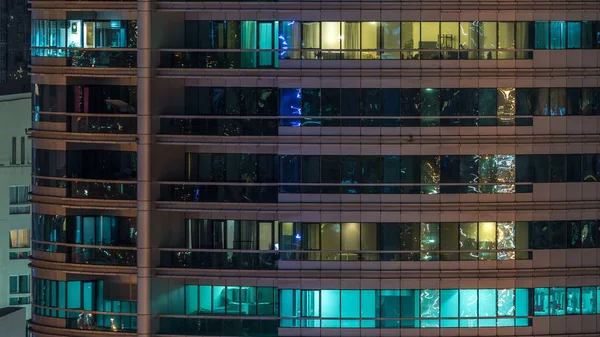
[[0, 0, 30, 95], [0, 307, 27, 337], [0, 93, 32, 320], [28, 1, 600, 337]]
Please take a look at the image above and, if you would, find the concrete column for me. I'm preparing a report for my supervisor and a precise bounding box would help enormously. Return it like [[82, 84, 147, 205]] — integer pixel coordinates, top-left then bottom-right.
[[137, 0, 153, 334]]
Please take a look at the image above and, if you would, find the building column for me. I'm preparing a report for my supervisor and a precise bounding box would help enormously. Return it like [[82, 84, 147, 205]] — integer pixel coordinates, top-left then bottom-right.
[[137, 0, 153, 334]]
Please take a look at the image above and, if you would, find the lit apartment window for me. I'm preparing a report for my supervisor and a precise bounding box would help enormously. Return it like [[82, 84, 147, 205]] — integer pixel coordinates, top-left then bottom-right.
[[9, 185, 30, 215], [9, 229, 30, 248], [9, 275, 29, 294]]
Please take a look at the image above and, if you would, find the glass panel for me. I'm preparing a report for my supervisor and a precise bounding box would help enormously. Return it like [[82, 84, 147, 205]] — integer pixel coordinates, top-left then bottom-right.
[[321, 290, 340, 327], [479, 22, 497, 59], [478, 222, 497, 260], [567, 22, 582, 48], [420, 223, 439, 261], [567, 288, 581, 315], [360, 22, 379, 60], [361, 290, 377, 328], [401, 22, 420, 59], [550, 21, 566, 49], [321, 223, 341, 261], [440, 289, 459, 327], [440, 22, 459, 60], [550, 287, 566, 316], [497, 88, 516, 125], [582, 287, 597, 314], [420, 22, 440, 60], [340, 290, 360, 327], [459, 21, 479, 59], [420, 289, 440, 327], [535, 21, 550, 49], [478, 289, 497, 327], [279, 21, 300, 59], [341, 22, 360, 60], [321, 22, 341, 57], [380, 290, 400, 328], [301, 22, 320, 59], [459, 289, 478, 327], [460, 222, 478, 260], [440, 223, 459, 261], [498, 22, 515, 59], [497, 222, 516, 260], [381, 22, 401, 59]]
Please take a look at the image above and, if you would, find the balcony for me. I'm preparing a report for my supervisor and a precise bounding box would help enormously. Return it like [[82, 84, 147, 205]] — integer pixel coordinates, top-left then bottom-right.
[[33, 112, 137, 134], [32, 241, 137, 266], [33, 176, 137, 200]]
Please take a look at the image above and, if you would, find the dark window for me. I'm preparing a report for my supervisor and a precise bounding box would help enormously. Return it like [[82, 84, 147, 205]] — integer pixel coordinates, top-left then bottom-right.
[[550, 155, 566, 182], [302, 89, 320, 117], [341, 89, 361, 127], [381, 88, 401, 126], [532, 154, 550, 183], [567, 221, 581, 248], [582, 154, 599, 182], [530, 222, 550, 249], [321, 156, 340, 184], [301, 156, 320, 193], [321, 89, 341, 126], [516, 88, 538, 116], [549, 221, 566, 249], [567, 155, 582, 182]]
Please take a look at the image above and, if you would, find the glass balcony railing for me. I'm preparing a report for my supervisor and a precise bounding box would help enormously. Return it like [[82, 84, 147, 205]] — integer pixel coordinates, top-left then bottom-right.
[[33, 112, 137, 134], [33, 177, 137, 200], [160, 184, 278, 203], [158, 317, 278, 337], [32, 241, 137, 266], [160, 51, 278, 69], [158, 249, 532, 269], [160, 117, 278, 136], [68, 49, 137, 68], [159, 116, 532, 135], [159, 49, 534, 69], [33, 307, 137, 332], [159, 250, 279, 270]]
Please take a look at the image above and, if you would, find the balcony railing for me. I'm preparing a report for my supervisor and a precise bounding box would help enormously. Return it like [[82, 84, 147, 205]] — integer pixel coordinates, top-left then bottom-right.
[[158, 248, 533, 269], [33, 176, 137, 200], [31, 47, 136, 68], [32, 241, 137, 266], [33, 305, 137, 332], [158, 317, 278, 336], [33, 112, 137, 134], [67, 49, 137, 68], [159, 48, 534, 69], [159, 115, 533, 135]]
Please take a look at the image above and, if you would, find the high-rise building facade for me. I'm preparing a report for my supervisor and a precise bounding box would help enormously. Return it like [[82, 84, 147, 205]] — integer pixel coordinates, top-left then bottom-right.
[[28, 0, 600, 337]]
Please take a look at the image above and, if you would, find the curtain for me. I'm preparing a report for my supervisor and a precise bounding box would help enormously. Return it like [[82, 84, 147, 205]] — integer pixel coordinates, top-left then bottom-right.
[[342, 22, 360, 59], [279, 21, 301, 59], [550, 21, 566, 49], [302, 22, 320, 59], [567, 22, 581, 48], [535, 21, 550, 49], [515, 22, 531, 59], [240, 21, 257, 68], [258, 22, 273, 67]]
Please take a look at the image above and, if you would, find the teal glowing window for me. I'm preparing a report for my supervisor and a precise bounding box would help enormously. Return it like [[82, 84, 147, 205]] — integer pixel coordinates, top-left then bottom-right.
[[279, 288, 533, 328], [183, 285, 278, 316]]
